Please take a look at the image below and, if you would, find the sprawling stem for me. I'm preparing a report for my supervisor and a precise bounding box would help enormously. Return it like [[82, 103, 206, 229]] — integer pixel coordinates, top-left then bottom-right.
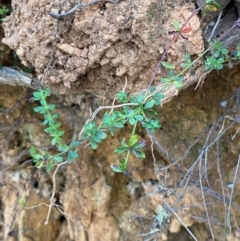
[[177, 23, 238, 77], [146, 4, 206, 91]]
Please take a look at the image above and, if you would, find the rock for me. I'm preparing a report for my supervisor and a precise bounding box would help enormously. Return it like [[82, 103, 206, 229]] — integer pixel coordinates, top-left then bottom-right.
[[2, 0, 204, 97]]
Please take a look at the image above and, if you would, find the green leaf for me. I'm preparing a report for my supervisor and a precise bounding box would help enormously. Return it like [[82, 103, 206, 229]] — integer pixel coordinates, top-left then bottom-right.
[[55, 122, 61, 128], [42, 118, 50, 125], [150, 86, 156, 93], [132, 149, 146, 158], [29, 146, 37, 156], [34, 106, 46, 114], [51, 137, 57, 145], [119, 159, 127, 170], [217, 58, 224, 63], [136, 92, 144, 103], [129, 135, 139, 146], [111, 165, 124, 173], [174, 21, 180, 32], [114, 146, 129, 154], [135, 115, 143, 121], [142, 118, 161, 133], [162, 62, 175, 70], [144, 100, 155, 109], [44, 88, 51, 97], [30, 146, 44, 161], [48, 104, 55, 110], [180, 55, 191, 69], [46, 161, 54, 172], [143, 109, 157, 115], [52, 114, 59, 119], [40, 98, 46, 107], [57, 130, 64, 137], [120, 139, 128, 148], [173, 75, 184, 82], [97, 131, 107, 140], [203, 1, 221, 15], [204, 56, 225, 70], [2, 6, 9, 13], [235, 44, 240, 58], [49, 119, 55, 126], [160, 77, 171, 83], [180, 62, 189, 68], [221, 48, 228, 55], [91, 140, 98, 150], [116, 90, 128, 103], [153, 92, 165, 105], [33, 91, 42, 101], [70, 141, 80, 148], [44, 126, 51, 133], [92, 130, 106, 143], [216, 63, 223, 70], [184, 54, 191, 63], [92, 135, 102, 143], [133, 140, 147, 149], [53, 156, 64, 162], [113, 122, 125, 128], [109, 127, 115, 136], [58, 144, 69, 152], [213, 50, 220, 58], [205, 2, 221, 12], [67, 150, 78, 163], [36, 161, 44, 169], [129, 118, 136, 125], [213, 2, 221, 10], [173, 81, 183, 88], [69, 150, 78, 159]]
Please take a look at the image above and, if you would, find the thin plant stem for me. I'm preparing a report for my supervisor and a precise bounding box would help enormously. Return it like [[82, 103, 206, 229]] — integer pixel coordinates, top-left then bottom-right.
[[44, 161, 67, 225], [226, 154, 240, 233], [164, 201, 198, 241], [146, 4, 206, 91]]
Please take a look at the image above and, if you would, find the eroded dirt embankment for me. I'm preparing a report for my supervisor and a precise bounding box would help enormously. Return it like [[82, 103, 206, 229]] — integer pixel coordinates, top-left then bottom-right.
[[2, 0, 204, 97]]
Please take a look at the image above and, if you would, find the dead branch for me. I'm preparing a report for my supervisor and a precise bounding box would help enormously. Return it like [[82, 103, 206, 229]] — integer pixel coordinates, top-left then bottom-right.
[[0, 67, 43, 89], [49, 0, 121, 19]]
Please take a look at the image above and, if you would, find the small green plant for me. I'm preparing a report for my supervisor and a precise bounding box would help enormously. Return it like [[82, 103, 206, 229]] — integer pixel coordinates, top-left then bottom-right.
[[180, 54, 192, 69], [168, 20, 192, 42], [30, 85, 168, 174], [203, 0, 221, 16], [160, 69, 184, 88], [30, 89, 80, 172], [0, 6, 9, 21], [210, 41, 229, 58], [79, 86, 166, 173], [204, 55, 225, 70], [30, 0, 240, 175], [204, 41, 227, 70], [204, 41, 240, 71]]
